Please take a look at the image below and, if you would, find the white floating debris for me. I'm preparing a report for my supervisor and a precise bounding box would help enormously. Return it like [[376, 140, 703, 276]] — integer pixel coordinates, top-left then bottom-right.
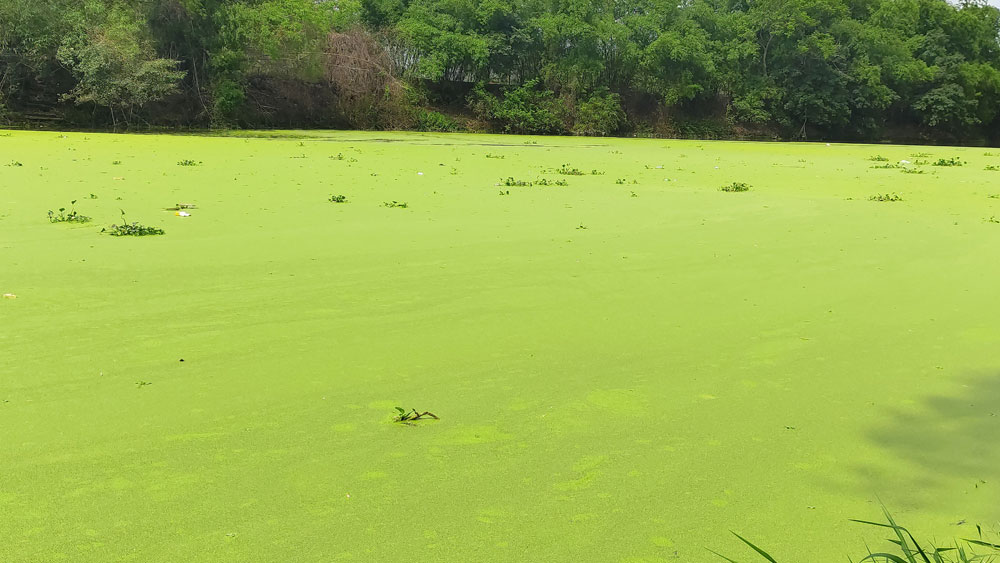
[[417, 172, 424, 175], [2, 293, 16, 299], [175, 211, 191, 217], [900, 160, 910, 164]]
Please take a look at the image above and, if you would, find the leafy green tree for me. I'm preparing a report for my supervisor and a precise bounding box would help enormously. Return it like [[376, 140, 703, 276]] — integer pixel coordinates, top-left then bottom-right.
[[56, 3, 185, 126], [573, 90, 625, 135], [470, 79, 566, 133]]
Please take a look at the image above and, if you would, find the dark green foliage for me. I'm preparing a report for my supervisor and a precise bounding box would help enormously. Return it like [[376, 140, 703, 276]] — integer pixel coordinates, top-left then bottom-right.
[[721, 182, 751, 192], [47, 200, 91, 223], [177, 159, 199, 166], [985, 165, 999, 171], [103, 210, 164, 236], [1, 0, 999, 142], [871, 163, 903, 169], [328, 194, 348, 203], [54, 3, 185, 127], [932, 157, 964, 167], [470, 80, 565, 135], [901, 168, 926, 174], [573, 92, 626, 136], [382, 201, 408, 208], [416, 110, 458, 132], [870, 193, 903, 201], [868, 155, 890, 162], [6, 161, 22, 167]]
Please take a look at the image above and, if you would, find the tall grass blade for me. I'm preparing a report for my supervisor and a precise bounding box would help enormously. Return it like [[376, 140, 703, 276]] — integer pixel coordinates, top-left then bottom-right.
[[902, 527, 932, 563], [706, 547, 741, 562], [860, 553, 912, 563], [966, 539, 1000, 549], [851, 519, 912, 533], [732, 532, 780, 562], [883, 508, 919, 563]]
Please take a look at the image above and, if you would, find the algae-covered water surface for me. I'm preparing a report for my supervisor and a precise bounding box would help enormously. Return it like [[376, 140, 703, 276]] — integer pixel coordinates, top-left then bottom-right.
[[2, 130, 999, 561]]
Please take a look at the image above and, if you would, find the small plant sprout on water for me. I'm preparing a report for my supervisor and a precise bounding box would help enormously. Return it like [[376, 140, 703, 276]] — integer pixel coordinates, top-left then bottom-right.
[[500, 177, 533, 187], [329, 194, 348, 203], [393, 407, 439, 425], [555, 164, 585, 175], [870, 193, 903, 202], [721, 182, 751, 192], [48, 200, 92, 223], [534, 178, 568, 186]]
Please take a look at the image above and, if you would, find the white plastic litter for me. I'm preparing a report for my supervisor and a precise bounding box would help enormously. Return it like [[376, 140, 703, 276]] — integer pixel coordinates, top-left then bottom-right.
[[175, 211, 191, 217], [2, 293, 15, 299], [900, 160, 911, 164]]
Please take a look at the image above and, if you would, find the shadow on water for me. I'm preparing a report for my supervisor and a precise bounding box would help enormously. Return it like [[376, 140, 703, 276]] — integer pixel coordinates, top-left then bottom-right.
[[851, 371, 1000, 512]]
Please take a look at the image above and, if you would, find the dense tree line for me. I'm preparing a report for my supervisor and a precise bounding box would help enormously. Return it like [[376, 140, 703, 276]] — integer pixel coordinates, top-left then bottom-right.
[[1, 0, 998, 141]]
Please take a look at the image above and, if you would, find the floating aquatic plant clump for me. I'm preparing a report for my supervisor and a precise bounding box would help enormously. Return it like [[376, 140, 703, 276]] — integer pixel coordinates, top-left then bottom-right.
[[720, 181, 751, 192], [102, 210, 165, 236], [48, 200, 91, 223]]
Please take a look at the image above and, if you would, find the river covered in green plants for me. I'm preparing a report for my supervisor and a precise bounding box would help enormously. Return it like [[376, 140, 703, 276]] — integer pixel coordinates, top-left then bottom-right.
[[2, 130, 999, 561]]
